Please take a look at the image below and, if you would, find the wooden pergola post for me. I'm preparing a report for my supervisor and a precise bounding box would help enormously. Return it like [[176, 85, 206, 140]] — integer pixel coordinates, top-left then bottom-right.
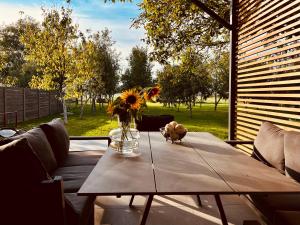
[[229, 0, 238, 140]]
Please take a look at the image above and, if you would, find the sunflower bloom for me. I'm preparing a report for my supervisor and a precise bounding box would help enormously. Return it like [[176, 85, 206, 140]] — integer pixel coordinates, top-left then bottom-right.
[[120, 89, 142, 110]]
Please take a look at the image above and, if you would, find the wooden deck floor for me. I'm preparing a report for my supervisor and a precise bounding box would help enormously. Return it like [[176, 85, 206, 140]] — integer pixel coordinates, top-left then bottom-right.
[[94, 195, 259, 225]]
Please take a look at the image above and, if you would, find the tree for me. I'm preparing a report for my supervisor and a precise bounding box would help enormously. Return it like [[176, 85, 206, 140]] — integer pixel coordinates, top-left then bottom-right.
[[67, 29, 120, 118], [157, 65, 181, 108], [67, 33, 100, 119], [0, 17, 39, 87], [121, 46, 152, 90], [133, 0, 230, 63], [21, 7, 78, 123], [209, 51, 229, 110], [158, 49, 211, 117], [92, 29, 120, 104]]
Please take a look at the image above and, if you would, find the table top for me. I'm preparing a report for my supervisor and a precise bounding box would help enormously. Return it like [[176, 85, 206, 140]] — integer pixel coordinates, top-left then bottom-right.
[[78, 132, 300, 196]]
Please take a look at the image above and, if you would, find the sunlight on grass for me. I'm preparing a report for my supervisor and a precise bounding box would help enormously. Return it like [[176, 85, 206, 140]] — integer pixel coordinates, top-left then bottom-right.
[[19, 101, 228, 140]]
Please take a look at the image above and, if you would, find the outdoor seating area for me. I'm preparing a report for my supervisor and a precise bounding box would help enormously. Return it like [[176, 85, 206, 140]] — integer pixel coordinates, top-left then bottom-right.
[[1, 118, 300, 225], [1, 0, 300, 224], [0, 118, 111, 225]]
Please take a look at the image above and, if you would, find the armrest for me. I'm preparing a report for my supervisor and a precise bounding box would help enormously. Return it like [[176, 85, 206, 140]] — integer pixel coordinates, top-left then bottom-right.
[[31, 176, 66, 225], [226, 140, 254, 146], [1, 176, 66, 225], [69, 136, 111, 145]]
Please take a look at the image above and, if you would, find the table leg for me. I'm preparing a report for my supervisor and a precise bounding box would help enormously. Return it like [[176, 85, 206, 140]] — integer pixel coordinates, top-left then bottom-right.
[[138, 194, 154, 225], [214, 194, 228, 225], [129, 195, 135, 207], [197, 195, 202, 207]]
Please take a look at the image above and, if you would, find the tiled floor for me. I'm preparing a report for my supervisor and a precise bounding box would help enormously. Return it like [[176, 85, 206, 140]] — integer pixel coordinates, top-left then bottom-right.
[[94, 195, 259, 225]]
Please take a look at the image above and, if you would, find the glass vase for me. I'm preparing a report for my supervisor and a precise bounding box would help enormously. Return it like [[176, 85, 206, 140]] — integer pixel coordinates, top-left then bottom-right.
[[109, 115, 140, 155]]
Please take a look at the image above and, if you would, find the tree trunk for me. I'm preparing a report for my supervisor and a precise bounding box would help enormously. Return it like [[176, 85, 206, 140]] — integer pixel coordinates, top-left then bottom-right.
[[80, 97, 84, 119], [214, 92, 217, 111], [62, 96, 68, 124], [91, 98, 96, 113], [200, 95, 203, 108], [189, 102, 192, 118], [214, 94, 222, 111]]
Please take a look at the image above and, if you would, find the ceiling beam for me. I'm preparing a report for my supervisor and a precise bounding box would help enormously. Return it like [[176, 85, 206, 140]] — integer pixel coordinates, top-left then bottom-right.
[[191, 0, 232, 30]]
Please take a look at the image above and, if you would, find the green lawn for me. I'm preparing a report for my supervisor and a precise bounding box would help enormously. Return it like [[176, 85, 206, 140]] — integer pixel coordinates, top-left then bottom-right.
[[18, 101, 229, 140]]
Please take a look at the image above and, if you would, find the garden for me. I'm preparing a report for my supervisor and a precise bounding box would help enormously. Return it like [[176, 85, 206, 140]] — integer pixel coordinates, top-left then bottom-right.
[[18, 99, 228, 140]]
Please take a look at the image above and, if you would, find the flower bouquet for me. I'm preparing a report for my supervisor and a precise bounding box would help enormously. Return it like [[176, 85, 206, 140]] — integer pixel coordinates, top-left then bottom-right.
[[107, 86, 160, 154]]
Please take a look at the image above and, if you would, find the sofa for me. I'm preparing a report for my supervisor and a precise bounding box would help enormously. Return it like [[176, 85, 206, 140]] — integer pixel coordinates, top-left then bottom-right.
[[0, 118, 111, 225], [229, 122, 300, 225]]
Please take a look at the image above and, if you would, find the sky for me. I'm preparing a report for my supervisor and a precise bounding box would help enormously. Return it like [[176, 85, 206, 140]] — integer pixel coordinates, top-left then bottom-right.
[[0, 0, 161, 73]]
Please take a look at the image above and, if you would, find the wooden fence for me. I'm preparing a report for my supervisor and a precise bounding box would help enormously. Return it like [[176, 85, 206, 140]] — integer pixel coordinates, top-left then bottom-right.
[[0, 87, 62, 126], [234, 0, 300, 154]]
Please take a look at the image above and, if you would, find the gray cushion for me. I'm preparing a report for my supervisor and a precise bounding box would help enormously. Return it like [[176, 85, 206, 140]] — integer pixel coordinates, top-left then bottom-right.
[[40, 118, 70, 165], [284, 131, 300, 182], [0, 138, 50, 186], [254, 122, 285, 173], [52, 165, 94, 192], [65, 193, 94, 225], [1, 128, 57, 173], [63, 150, 103, 167]]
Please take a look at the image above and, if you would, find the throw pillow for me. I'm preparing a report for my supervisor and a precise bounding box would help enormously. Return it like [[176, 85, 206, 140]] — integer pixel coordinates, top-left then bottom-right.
[[253, 121, 285, 173], [1, 128, 58, 173], [0, 138, 50, 186], [39, 118, 70, 165]]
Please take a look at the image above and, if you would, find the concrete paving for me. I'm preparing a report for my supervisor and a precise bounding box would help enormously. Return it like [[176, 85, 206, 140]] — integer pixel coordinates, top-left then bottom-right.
[[94, 195, 259, 225]]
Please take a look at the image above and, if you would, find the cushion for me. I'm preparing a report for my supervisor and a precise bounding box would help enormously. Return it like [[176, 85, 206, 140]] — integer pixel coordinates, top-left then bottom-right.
[[52, 165, 94, 192], [0, 138, 50, 186], [65, 193, 94, 225], [62, 150, 103, 167], [253, 122, 285, 173], [40, 118, 70, 165], [136, 114, 174, 131], [1, 128, 57, 173], [284, 131, 300, 182]]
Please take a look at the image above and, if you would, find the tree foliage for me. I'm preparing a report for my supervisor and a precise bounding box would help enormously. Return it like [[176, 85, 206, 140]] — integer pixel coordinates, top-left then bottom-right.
[[209, 50, 229, 110], [92, 29, 120, 101], [133, 0, 230, 63], [158, 49, 211, 117], [21, 7, 78, 123], [121, 46, 152, 90], [0, 17, 39, 87]]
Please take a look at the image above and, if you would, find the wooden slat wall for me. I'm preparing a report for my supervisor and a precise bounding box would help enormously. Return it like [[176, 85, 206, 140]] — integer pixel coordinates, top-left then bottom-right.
[[236, 0, 300, 154]]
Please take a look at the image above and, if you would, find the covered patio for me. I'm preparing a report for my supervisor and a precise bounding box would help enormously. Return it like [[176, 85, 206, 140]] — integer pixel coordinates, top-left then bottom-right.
[[1, 0, 300, 225]]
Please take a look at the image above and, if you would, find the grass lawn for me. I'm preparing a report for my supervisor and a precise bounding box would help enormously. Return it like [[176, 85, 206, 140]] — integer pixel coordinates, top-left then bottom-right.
[[18, 101, 229, 140]]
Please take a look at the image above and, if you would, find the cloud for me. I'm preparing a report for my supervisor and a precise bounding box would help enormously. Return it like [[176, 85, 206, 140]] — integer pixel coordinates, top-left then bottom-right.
[[0, 2, 42, 25]]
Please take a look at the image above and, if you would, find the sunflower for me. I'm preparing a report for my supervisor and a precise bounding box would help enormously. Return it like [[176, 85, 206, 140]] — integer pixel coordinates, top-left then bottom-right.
[[145, 86, 160, 100], [120, 89, 142, 110]]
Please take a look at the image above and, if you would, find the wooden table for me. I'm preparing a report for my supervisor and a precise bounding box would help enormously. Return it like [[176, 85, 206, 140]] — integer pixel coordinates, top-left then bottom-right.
[[78, 132, 300, 225]]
